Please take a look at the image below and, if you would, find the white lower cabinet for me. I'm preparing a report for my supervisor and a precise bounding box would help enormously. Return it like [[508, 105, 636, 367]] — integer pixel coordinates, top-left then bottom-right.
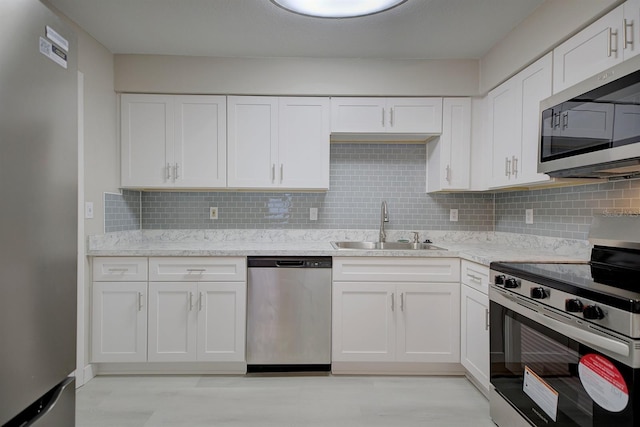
[[91, 257, 246, 368], [92, 282, 148, 363], [460, 260, 490, 395], [92, 257, 149, 363], [332, 257, 461, 372], [148, 281, 246, 362]]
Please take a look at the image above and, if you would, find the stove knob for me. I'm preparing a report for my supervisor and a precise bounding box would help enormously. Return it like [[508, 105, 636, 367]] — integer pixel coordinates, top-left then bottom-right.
[[531, 287, 548, 299], [494, 275, 505, 285], [583, 305, 605, 320], [565, 299, 584, 313], [504, 278, 520, 289]]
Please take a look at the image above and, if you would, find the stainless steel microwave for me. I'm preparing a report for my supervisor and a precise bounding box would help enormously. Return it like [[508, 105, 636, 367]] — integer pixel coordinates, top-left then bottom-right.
[[538, 54, 640, 179]]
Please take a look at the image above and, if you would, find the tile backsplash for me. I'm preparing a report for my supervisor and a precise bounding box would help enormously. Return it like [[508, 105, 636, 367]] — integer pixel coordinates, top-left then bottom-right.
[[495, 179, 640, 240], [103, 144, 640, 240]]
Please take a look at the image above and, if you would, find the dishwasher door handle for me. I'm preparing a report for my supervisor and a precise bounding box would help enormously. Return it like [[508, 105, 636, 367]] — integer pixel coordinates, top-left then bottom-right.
[[275, 260, 305, 267]]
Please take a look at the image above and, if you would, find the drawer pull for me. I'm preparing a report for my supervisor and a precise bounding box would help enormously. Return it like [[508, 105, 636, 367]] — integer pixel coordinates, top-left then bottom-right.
[[107, 268, 129, 273], [187, 269, 206, 273], [467, 273, 482, 282]]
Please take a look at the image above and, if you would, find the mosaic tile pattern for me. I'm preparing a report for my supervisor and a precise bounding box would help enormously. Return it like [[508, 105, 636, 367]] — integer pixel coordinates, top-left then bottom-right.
[[495, 179, 640, 240], [140, 144, 495, 230], [104, 190, 141, 233]]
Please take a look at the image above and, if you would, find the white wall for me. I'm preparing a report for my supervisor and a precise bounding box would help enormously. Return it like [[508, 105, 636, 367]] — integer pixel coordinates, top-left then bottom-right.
[[480, 0, 622, 93], [114, 55, 479, 96], [44, 0, 118, 384]]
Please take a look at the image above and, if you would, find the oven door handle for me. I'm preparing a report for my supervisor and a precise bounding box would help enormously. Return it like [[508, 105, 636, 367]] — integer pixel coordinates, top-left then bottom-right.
[[533, 310, 630, 357]]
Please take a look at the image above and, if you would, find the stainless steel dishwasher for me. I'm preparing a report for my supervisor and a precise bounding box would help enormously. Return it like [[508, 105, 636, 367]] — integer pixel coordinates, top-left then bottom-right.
[[246, 256, 332, 372]]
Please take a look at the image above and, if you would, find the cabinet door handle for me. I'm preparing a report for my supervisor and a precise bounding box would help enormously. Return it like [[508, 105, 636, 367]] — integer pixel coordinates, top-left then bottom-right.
[[391, 293, 395, 311], [512, 156, 518, 178], [280, 164, 284, 183], [389, 107, 394, 127], [199, 292, 204, 312], [505, 157, 511, 177], [166, 163, 171, 180], [624, 19, 634, 48], [485, 308, 490, 330], [189, 292, 194, 311], [445, 165, 451, 183], [562, 112, 569, 129], [608, 28, 619, 57], [138, 292, 144, 312], [271, 164, 275, 183], [400, 292, 404, 312], [174, 163, 179, 180]]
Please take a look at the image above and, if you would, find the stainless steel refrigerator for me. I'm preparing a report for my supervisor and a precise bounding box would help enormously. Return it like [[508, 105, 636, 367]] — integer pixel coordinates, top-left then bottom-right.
[[1, 0, 77, 425]]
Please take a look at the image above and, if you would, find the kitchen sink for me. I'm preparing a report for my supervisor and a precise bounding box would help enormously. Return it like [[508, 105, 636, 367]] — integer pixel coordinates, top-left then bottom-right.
[[331, 241, 445, 251]]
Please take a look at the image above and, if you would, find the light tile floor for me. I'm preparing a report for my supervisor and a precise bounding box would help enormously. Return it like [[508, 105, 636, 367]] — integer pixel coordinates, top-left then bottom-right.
[[76, 375, 496, 427]]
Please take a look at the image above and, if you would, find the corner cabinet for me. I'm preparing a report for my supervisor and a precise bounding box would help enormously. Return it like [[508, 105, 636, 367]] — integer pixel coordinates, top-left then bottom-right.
[[121, 94, 227, 188], [227, 96, 330, 190], [488, 52, 552, 189], [330, 97, 443, 134], [426, 98, 472, 192], [332, 257, 461, 374], [459, 260, 490, 396]]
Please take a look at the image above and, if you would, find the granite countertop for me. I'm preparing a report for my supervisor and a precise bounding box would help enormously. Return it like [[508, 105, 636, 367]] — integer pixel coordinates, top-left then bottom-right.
[[88, 229, 592, 266]]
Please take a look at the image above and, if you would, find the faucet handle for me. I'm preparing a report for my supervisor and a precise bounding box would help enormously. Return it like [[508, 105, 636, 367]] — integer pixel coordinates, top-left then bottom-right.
[[411, 232, 420, 243]]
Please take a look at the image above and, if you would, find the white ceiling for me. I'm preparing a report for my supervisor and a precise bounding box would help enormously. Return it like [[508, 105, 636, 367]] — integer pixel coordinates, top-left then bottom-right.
[[48, 0, 545, 60]]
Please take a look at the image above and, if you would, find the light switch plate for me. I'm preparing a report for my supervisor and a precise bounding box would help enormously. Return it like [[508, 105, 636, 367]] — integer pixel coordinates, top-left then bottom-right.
[[310, 208, 318, 221], [449, 209, 458, 222], [525, 209, 534, 224], [85, 202, 94, 219]]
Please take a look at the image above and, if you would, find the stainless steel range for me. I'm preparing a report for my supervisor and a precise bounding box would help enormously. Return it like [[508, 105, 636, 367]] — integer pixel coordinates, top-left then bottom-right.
[[489, 215, 640, 427]]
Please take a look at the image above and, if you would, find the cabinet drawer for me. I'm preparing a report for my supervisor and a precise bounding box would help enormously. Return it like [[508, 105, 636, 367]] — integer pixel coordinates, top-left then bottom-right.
[[149, 257, 246, 282], [460, 260, 489, 294], [333, 257, 460, 282], [93, 257, 148, 281]]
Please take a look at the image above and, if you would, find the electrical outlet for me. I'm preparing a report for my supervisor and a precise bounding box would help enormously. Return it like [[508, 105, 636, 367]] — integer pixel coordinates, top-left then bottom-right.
[[525, 209, 534, 224], [209, 207, 218, 220], [309, 207, 318, 221], [449, 209, 458, 222], [85, 202, 94, 219]]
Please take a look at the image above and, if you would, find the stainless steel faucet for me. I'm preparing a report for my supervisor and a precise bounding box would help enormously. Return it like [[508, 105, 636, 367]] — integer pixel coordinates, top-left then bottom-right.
[[379, 201, 389, 242]]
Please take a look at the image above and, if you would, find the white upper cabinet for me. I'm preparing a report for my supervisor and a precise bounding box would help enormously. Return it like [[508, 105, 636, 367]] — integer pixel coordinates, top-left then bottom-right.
[[330, 97, 443, 134], [488, 53, 552, 189], [427, 98, 471, 192], [624, 0, 640, 60], [227, 96, 330, 190], [121, 94, 226, 188], [553, 5, 624, 94]]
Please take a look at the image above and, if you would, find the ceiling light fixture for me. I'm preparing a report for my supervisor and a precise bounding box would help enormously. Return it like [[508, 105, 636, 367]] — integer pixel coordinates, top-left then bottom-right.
[[271, 0, 408, 18]]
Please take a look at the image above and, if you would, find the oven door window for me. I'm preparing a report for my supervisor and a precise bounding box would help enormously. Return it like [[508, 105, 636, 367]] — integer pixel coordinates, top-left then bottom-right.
[[490, 301, 637, 427]]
